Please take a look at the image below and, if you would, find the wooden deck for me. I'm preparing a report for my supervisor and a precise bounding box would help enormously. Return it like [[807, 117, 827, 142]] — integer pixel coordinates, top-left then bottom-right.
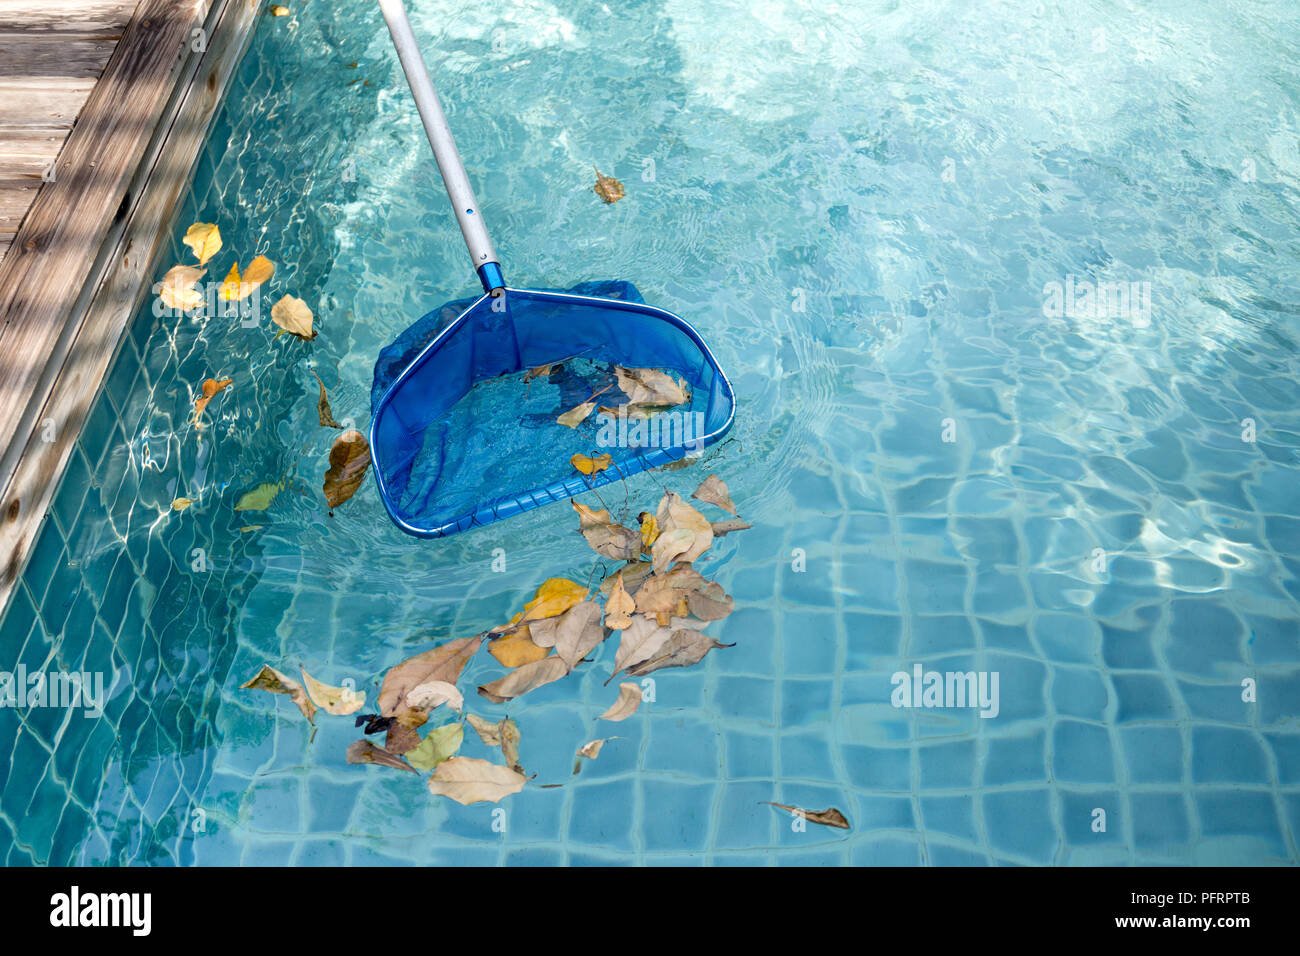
[[0, 0, 262, 611]]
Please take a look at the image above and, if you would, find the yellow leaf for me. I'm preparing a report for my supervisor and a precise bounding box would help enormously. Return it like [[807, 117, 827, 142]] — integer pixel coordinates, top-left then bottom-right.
[[219, 262, 242, 301], [300, 667, 365, 715], [269, 4, 290, 15], [220, 255, 275, 301], [323, 429, 370, 509], [171, 497, 193, 511], [571, 452, 612, 475], [639, 512, 659, 551], [243, 254, 275, 286], [519, 577, 588, 624], [241, 664, 315, 723], [157, 264, 205, 311], [193, 377, 232, 418], [271, 294, 317, 340], [489, 626, 552, 668], [182, 222, 222, 266]]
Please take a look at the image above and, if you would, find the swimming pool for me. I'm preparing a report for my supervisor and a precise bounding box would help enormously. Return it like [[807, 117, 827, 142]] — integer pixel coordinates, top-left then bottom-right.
[[2, 0, 1299, 865]]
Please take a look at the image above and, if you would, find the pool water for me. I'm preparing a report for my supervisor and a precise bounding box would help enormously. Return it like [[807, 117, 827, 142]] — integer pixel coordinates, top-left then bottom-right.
[[3, 0, 1300, 865]]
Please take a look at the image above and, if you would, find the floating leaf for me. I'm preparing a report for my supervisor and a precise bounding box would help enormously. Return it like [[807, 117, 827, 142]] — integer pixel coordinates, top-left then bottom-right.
[[653, 491, 713, 568], [346, 740, 416, 773], [171, 497, 193, 511], [615, 367, 689, 407], [524, 362, 557, 383], [385, 721, 423, 755], [219, 262, 242, 301], [182, 222, 222, 266], [599, 682, 642, 721], [605, 575, 635, 630], [406, 722, 464, 772], [157, 264, 205, 311], [571, 453, 612, 475], [599, 560, 654, 599], [527, 616, 560, 649], [234, 481, 283, 512], [639, 512, 659, 551], [763, 803, 851, 830], [478, 656, 569, 703], [593, 166, 625, 203], [557, 400, 597, 428], [301, 668, 365, 715], [378, 637, 483, 718], [466, 713, 502, 746], [241, 664, 316, 723], [271, 294, 318, 340], [574, 737, 611, 773], [518, 578, 588, 625], [489, 627, 551, 668], [193, 377, 232, 419], [499, 718, 524, 775], [711, 518, 752, 537], [324, 429, 371, 510], [686, 581, 735, 621], [406, 679, 464, 714], [651, 527, 695, 574], [625, 629, 731, 678], [598, 404, 656, 421], [554, 600, 605, 669], [355, 713, 395, 735], [572, 501, 640, 561], [691, 474, 737, 515], [635, 565, 708, 625], [269, 4, 290, 15], [427, 757, 526, 804], [607, 615, 673, 683], [312, 371, 342, 428]]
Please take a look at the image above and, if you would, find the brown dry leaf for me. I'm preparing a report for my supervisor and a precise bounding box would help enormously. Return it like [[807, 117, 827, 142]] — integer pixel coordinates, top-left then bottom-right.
[[312, 371, 343, 428], [597, 404, 656, 421], [711, 518, 752, 537], [489, 626, 552, 668], [599, 682, 643, 721], [686, 581, 735, 621], [607, 615, 674, 683], [182, 222, 222, 266], [571, 453, 613, 475], [635, 565, 708, 625], [557, 400, 597, 428], [763, 803, 851, 830], [346, 740, 417, 773], [194, 377, 232, 419], [324, 429, 370, 510], [241, 664, 316, 723], [615, 367, 690, 407], [605, 575, 635, 630], [554, 600, 605, 669], [466, 713, 502, 746], [478, 655, 569, 703], [427, 757, 526, 804], [651, 491, 713, 570], [378, 636, 483, 718], [499, 718, 524, 775], [171, 497, 193, 512], [301, 667, 365, 715], [593, 166, 625, 203], [572, 501, 640, 561], [271, 294, 318, 340], [598, 560, 654, 598], [385, 720, 423, 755], [691, 474, 737, 515], [625, 629, 731, 678], [524, 362, 556, 383], [157, 264, 205, 311]]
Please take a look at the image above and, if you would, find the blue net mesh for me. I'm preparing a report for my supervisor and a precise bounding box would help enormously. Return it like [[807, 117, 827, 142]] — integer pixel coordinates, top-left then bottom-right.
[[370, 281, 735, 537]]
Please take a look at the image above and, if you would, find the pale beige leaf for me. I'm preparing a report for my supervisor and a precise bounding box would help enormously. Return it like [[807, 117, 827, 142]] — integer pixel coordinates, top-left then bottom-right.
[[466, 713, 502, 746], [378, 636, 483, 717], [557, 400, 596, 428], [554, 600, 605, 669], [614, 366, 690, 407], [691, 473, 737, 515], [711, 518, 752, 537], [427, 757, 526, 804], [624, 629, 730, 678], [301, 667, 365, 715], [608, 615, 673, 683], [686, 581, 735, 621], [605, 575, 635, 630], [158, 264, 205, 311], [477, 656, 569, 703], [405, 679, 463, 714], [271, 294, 317, 340], [499, 717, 523, 775], [182, 222, 222, 266], [599, 682, 643, 721], [654, 491, 713, 566]]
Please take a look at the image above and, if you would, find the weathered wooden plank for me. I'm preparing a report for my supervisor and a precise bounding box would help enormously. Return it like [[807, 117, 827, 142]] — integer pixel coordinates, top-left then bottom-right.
[[0, 183, 38, 231], [0, 78, 97, 129], [0, 0, 139, 36], [0, 36, 120, 78], [0, 0, 260, 608]]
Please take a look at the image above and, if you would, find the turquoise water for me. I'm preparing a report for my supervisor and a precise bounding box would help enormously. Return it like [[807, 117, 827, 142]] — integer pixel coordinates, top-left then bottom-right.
[[3, 0, 1300, 865]]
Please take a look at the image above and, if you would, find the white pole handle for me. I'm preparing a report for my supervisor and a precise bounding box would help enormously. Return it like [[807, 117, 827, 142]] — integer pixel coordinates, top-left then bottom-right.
[[377, 0, 503, 292]]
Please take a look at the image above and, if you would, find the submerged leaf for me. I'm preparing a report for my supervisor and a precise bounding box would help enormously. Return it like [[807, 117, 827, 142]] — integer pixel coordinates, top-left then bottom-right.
[[194, 377, 232, 419], [405, 722, 464, 772], [478, 656, 569, 703], [615, 367, 689, 407], [378, 636, 483, 718], [241, 664, 316, 723], [691, 474, 737, 515], [763, 803, 851, 830], [312, 371, 343, 428], [301, 668, 365, 715], [710, 518, 752, 537], [593, 166, 625, 203], [573, 737, 612, 772], [557, 401, 597, 428], [427, 757, 526, 805], [271, 294, 318, 340], [324, 429, 371, 509], [171, 497, 193, 511], [599, 682, 643, 721], [571, 453, 612, 475], [182, 222, 222, 266], [346, 740, 416, 773], [234, 481, 282, 512]]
